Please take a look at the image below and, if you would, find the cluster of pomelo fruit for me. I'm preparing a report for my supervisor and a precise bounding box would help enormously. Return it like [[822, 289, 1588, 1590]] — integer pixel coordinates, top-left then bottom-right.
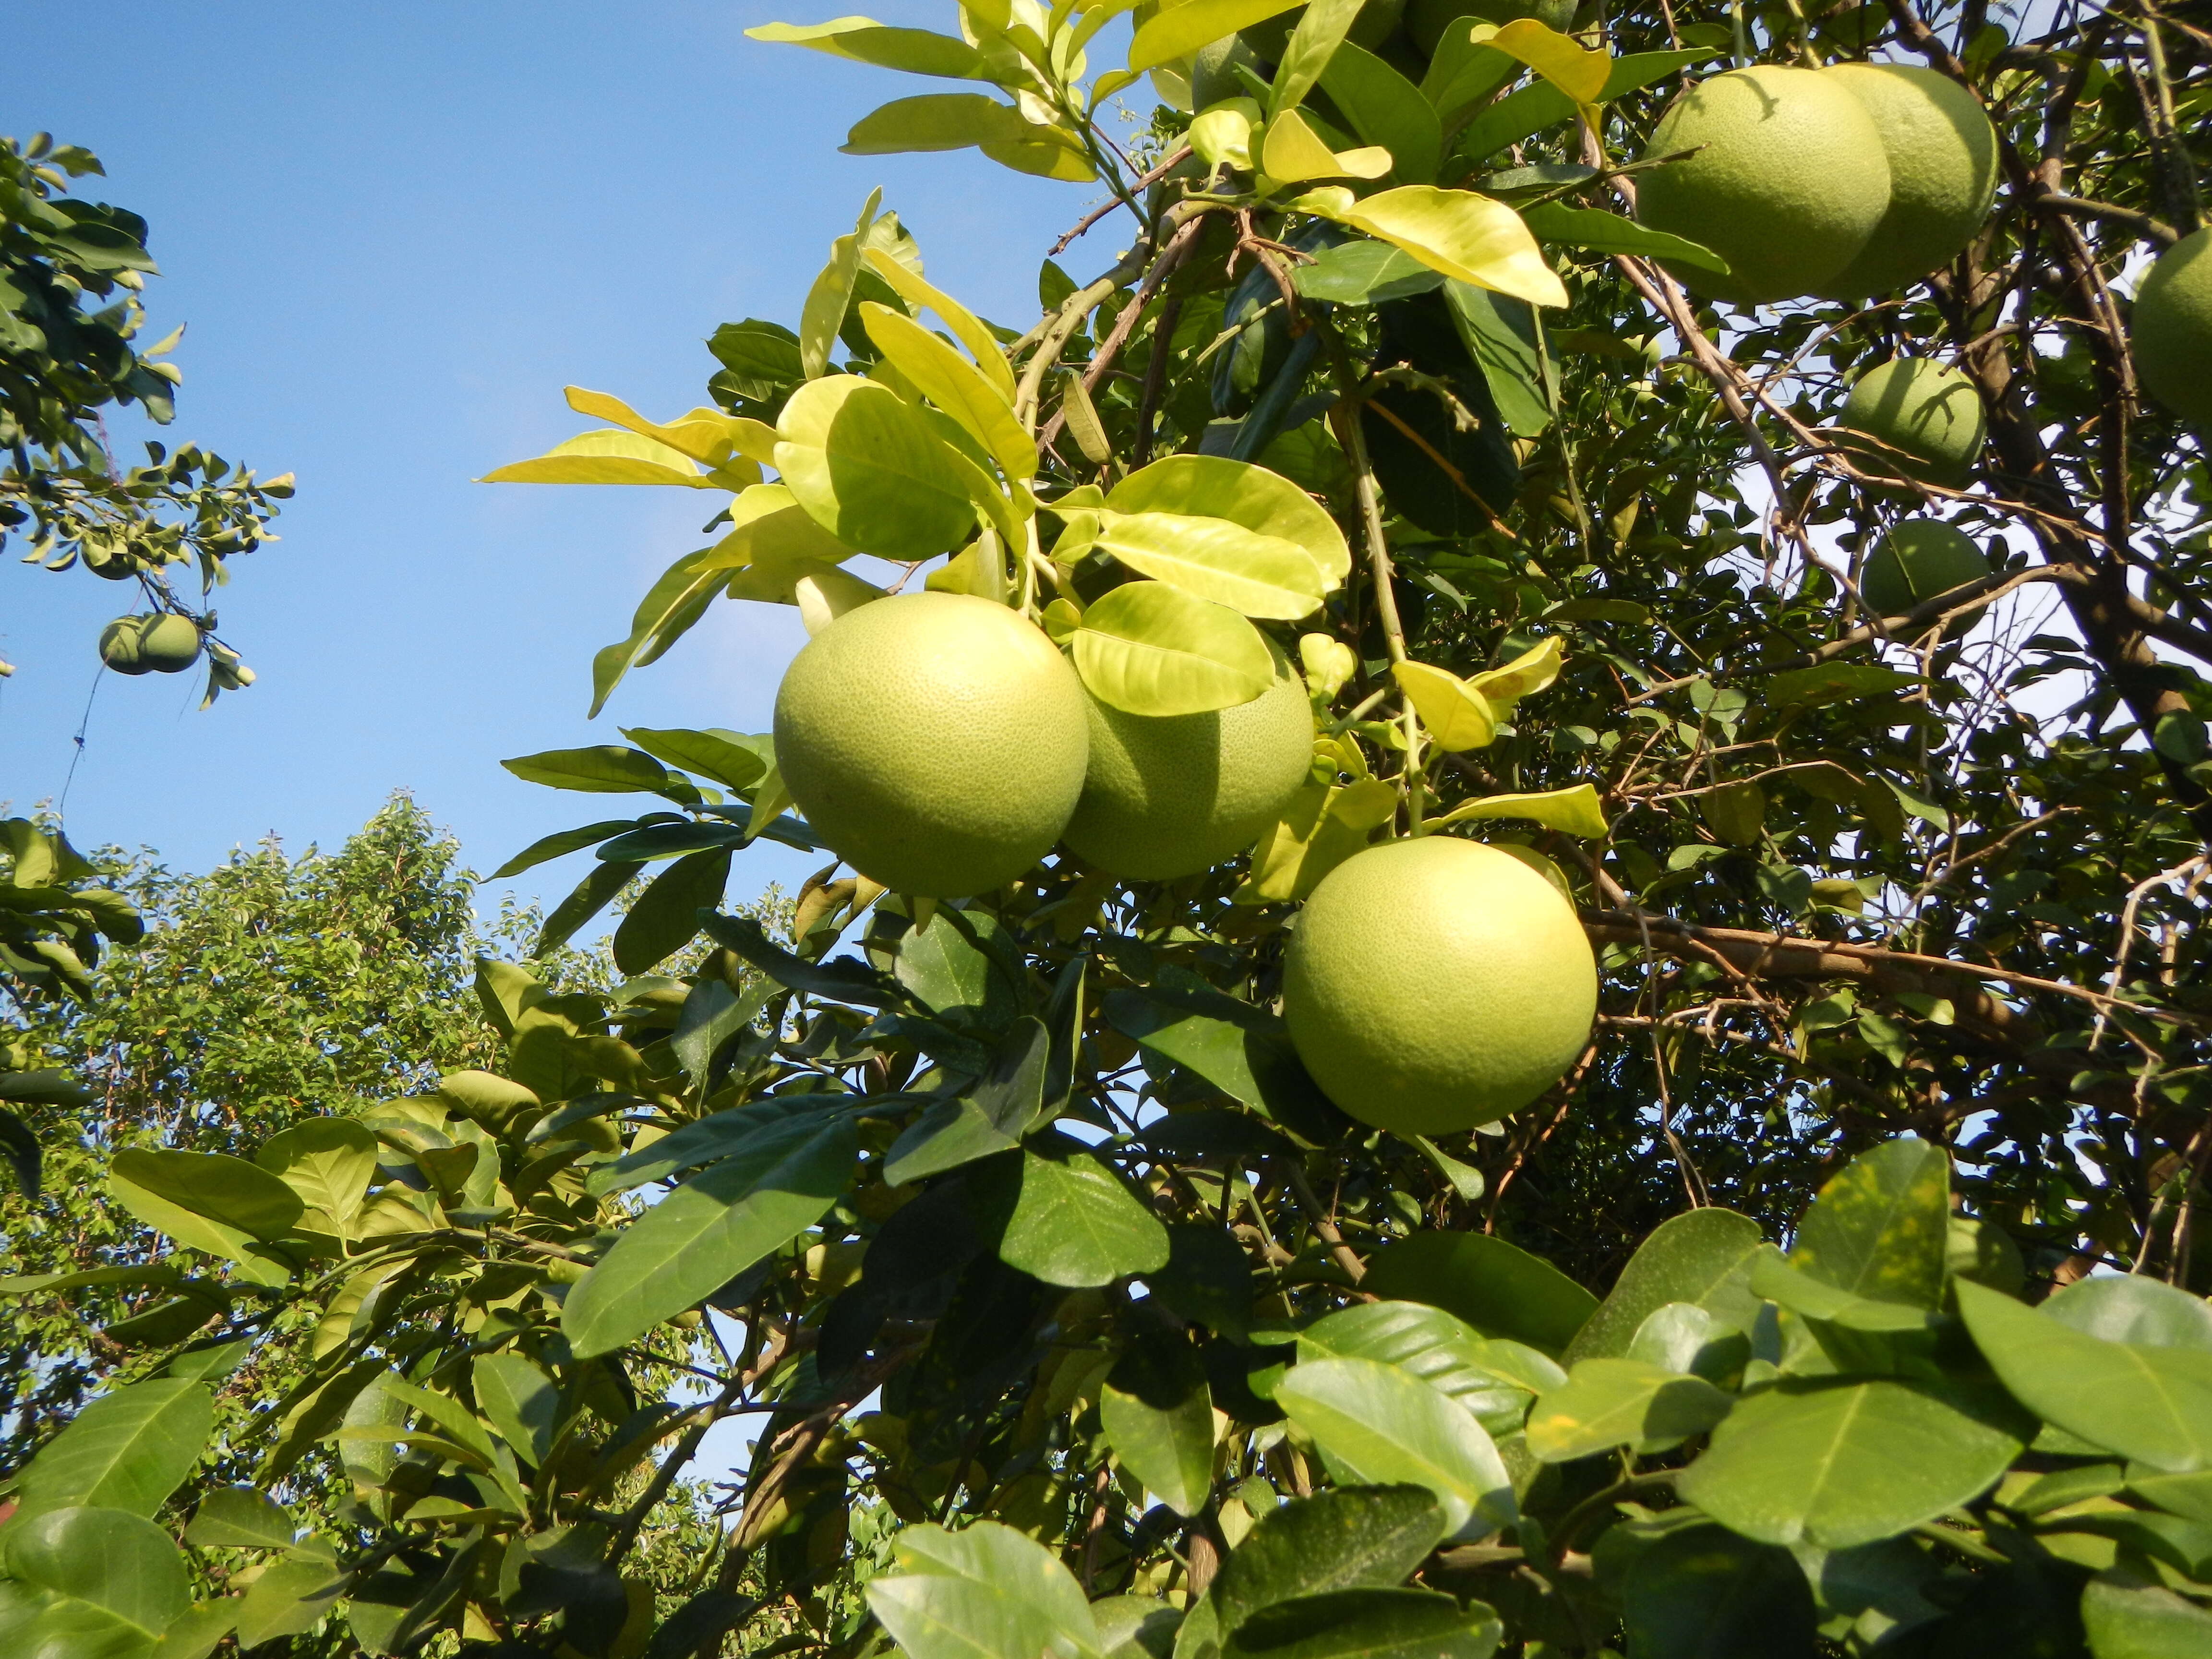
[[98, 613, 203, 676], [773, 591, 1598, 1138]]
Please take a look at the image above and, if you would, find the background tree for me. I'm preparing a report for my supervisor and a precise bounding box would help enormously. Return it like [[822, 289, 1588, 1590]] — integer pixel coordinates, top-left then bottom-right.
[[6, 1, 2212, 1656]]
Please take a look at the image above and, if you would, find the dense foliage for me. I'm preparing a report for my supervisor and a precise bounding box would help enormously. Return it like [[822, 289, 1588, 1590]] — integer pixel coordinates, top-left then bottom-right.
[[0, 132, 289, 697], [6, 0, 2212, 1655]]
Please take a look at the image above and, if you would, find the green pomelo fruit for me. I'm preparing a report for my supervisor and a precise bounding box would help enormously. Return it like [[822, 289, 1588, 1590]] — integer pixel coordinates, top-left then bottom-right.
[[1191, 36, 1266, 110], [1282, 836, 1597, 1135], [1061, 647, 1314, 881], [1243, 0, 1405, 65], [1861, 519, 1990, 626], [1636, 66, 1890, 305], [1405, 0, 1572, 57], [99, 614, 201, 676], [1840, 356, 1986, 486], [2132, 228, 2212, 429], [98, 617, 152, 676], [774, 592, 1088, 898], [1814, 64, 1998, 300]]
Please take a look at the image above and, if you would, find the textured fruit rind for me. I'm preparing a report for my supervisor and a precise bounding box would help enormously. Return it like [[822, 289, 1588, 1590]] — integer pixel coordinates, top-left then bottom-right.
[[1636, 66, 1891, 305], [2133, 228, 2212, 428], [1862, 520, 1989, 622], [1840, 357, 1986, 486], [774, 592, 1089, 897], [99, 613, 202, 676], [1062, 650, 1314, 881], [1815, 64, 1998, 300], [1282, 836, 1597, 1135]]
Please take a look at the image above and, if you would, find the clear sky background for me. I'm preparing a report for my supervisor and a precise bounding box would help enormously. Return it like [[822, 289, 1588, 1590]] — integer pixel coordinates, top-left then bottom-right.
[[2, 0, 1130, 920]]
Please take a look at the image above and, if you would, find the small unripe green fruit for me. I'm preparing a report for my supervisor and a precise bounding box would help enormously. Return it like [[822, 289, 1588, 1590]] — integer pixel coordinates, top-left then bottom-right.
[[98, 614, 202, 676], [1862, 520, 1990, 626], [1700, 781, 1766, 849], [1283, 837, 1597, 1136], [1637, 66, 1891, 305], [1814, 64, 1998, 300], [1191, 35, 1265, 110], [1840, 357, 1986, 486], [1062, 648, 1313, 881], [2132, 227, 2212, 429], [774, 592, 1088, 898], [1405, 0, 1573, 57]]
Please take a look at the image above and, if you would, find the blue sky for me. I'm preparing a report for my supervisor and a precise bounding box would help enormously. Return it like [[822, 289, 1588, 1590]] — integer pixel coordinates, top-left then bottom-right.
[[2, 0, 1130, 919]]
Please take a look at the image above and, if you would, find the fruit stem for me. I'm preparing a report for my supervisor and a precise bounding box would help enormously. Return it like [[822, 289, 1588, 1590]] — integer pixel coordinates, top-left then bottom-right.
[[1326, 385, 1430, 835]]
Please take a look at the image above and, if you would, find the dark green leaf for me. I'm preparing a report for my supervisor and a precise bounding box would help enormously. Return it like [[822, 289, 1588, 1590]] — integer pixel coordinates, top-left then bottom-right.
[[533, 859, 635, 957], [700, 912, 907, 1009], [991, 1141, 1170, 1288], [1362, 1231, 1597, 1356], [1101, 1335, 1215, 1516], [1211, 1487, 1444, 1637], [2, 1504, 191, 1647], [563, 1109, 859, 1357], [1525, 1357, 1733, 1461], [612, 846, 731, 974], [1603, 1518, 1818, 1659], [502, 745, 699, 802], [1273, 1357, 1515, 1538], [488, 819, 646, 880], [1223, 1587, 1501, 1659], [1564, 1207, 1770, 1363], [618, 726, 769, 791], [884, 1016, 1050, 1186]]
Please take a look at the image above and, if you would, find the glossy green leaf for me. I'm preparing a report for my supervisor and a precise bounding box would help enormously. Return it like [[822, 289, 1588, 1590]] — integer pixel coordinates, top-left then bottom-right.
[[109, 1147, 302, 1240], [1107, 455, 1350, 589], [1211, 1486, 1444, 1636], [472, 1351, 561, 1467], [884, 1016, 1050, 1186], [1274, 1356, 1515, 1538], [1222, 1588, 1501, 1659], [3, 1505, 190, 1649], [105, 1166, 292, 1286], [774, 375, 977, 559], [502, 745, 693, 799], [1318, 44, 1442, 184], [700, 911, 908, 1009], [747, 19, 988, 79], [2044, 1276, 2212, 1350], [865, 1519, 1102, 1659], [1129, 0, 1303, 73], [562, 1108, 859, 1357], [1094, 1597, 1181, 1659], [995, 1142, 1170, 1288], [1297, 1301, 1543, 1437], [1956, 1281, 2212, 1473], [1100, 980, 1345, 1143], [799, 194, 875, 382], [1085, 511, 1326, 620], [1292, 241, 1441, 305], [1266, 0, 1362, 119], [1443, 281, 1549, 437], [861, 303, 1034, 479], [1149, 1223, 1257, 1341], [533, 859, 636, 958], [479, 427, 721, 488], [845, 92, 1029, 155], [2081, 1573, 2212, 1657], [1678, 1378, 2028, 1547], [618, 727, 769, 793], [1518, 200, 1730, 275], [152, 1602, 240, 1659], [255, 1118, 376, 1236], [611, 846, 730, 974], [1607, 1518, 1818, 1659], [1565, 1207, 1770, 1362], [1362, 1231, 1597, 1356], [1525, 1356, 1732, 1461], [1101, 1337, 1215, 1516], [1791, 1135, 1950, 1308], [183, 1486, 297, 1551], [233, 1553, 347, 1648], [1070, 581, 1275, 717]]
